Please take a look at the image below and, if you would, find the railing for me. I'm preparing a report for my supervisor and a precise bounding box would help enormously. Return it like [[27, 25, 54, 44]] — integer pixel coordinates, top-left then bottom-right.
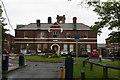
[[83, 60, 120, 78]]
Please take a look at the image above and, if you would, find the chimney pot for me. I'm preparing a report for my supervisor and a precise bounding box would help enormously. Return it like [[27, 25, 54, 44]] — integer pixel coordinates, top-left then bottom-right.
[[48, 17, 52, 23], [36, 19, 40, 27], [73, 17, 77, 24]]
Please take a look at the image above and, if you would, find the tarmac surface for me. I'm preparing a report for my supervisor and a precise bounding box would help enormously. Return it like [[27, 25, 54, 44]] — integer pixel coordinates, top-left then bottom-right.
[[0, 57, 114, 80], [1, 59, 64, 80]]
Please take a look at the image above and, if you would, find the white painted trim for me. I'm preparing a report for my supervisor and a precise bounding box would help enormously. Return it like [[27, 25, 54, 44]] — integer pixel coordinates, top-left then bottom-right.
[[15, 41, 97, 44], [15, 38, 97, 40], [49, 28, 62, 29], [51, 44, 60, 54]]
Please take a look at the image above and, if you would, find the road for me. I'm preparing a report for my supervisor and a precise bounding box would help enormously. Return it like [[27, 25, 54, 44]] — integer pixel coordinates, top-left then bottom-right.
[[1, 60, 64, 80]]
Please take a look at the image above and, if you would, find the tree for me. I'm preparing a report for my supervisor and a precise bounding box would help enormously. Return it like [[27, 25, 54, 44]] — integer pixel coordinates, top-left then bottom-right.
[[86, 0, 120, 44], [79, 0, 120, 43], [89, 1, 120, 35], [0, 5, 9, 50], [107, 31, 120, 43]]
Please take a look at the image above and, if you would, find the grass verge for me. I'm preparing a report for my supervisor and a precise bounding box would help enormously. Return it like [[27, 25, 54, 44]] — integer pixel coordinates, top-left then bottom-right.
[[73, 61, 120, 80], [16, 56, 85, 62]]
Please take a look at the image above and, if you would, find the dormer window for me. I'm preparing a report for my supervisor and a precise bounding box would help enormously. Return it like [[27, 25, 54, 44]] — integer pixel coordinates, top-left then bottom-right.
[[40, 32, 45, 38], [83, 33, 88, 38], [53, 32, 58, 38], [66, 32, 71, 38], [24, 32, 28, 38]]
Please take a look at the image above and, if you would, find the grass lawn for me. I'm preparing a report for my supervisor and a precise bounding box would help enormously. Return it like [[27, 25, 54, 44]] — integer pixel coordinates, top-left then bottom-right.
[[17, 56, 85, 62], [74, 61, 120, 80], [16, 56, 119, 79], [99, 61, 119, 66], [24, 56, 64, 62]]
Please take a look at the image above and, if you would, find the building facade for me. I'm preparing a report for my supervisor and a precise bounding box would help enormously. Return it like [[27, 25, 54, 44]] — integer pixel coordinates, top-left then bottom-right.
[[15, 15, 97, 55], [3, 34, 15, 52], [106, 39, 120, 54]]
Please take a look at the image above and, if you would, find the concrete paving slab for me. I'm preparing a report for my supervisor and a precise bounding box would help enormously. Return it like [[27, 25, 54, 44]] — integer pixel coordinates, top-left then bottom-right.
[[2, 61, 63, 79]]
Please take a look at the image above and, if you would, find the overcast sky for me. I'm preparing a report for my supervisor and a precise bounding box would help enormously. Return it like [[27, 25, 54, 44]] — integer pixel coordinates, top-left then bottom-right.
[[1, 0, 117, 44]]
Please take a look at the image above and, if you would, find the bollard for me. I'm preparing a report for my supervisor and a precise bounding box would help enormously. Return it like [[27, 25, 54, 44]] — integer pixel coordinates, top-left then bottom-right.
[[112, 57, 114, 61], [65, 55, 73, 80], [99, 55, 102, 62], [2, 51, 9, 73], [83, 61, 85, 67], [2, 56, 9, 73], [90, 63, 93, 71], [19, 56, 25, 67], [81, 70, 85, 80], [99, 57, 102, 62]]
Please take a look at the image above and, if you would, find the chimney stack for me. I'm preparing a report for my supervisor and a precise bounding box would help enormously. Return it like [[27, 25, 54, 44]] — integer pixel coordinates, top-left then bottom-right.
[[56, 15, 66, 23], [73, 17, 77, 24], [36, 19, 40, 27], [48, 17, 52, 23]]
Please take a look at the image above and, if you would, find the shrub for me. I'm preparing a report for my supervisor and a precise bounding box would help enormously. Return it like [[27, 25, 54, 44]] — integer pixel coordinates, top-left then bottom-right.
[[50, 53, 61, 58]]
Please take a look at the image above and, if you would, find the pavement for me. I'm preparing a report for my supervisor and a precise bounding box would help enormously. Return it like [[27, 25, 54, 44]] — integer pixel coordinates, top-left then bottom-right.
[[0, 57, 113, 80], [1, 60, 64, 80]]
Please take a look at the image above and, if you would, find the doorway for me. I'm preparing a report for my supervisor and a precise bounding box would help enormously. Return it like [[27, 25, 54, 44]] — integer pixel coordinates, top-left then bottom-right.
[[51, 44, 60, 54]]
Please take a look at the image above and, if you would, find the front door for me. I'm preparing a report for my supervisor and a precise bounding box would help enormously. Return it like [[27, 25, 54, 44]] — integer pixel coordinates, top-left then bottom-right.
[[52, 45, 58, 51]]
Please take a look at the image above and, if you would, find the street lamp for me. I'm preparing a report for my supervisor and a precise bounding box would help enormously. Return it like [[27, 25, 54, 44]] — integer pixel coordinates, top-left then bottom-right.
[[74, 33, 80, 57]]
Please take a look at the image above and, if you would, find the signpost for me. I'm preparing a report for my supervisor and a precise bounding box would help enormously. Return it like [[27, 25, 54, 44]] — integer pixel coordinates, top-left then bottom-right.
[[74, 33, 80, 57]]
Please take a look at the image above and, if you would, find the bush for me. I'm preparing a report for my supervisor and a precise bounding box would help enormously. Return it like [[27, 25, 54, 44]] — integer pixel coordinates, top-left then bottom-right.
[[41, 55, 49, 58], [49, 53, 61, 58]]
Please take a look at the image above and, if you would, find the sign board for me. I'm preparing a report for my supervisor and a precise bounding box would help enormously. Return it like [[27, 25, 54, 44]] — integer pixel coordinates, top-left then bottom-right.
[[74, 33, 80, 40]]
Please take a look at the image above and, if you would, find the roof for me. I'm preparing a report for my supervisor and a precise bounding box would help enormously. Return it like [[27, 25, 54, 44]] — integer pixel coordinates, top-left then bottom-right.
[[97, 44, 106, 48], [16, 23, 90, 30]]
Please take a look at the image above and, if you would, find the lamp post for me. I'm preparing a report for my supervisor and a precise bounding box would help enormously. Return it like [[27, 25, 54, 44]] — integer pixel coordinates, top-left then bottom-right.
[[74, 33, 80, 57]]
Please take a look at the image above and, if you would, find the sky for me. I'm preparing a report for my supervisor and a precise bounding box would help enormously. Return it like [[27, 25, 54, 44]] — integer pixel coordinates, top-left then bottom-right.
[[0, 0, 117, 44]]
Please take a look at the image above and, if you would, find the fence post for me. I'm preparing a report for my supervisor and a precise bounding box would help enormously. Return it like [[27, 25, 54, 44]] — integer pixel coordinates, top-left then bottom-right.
[[81, 70, 85, 80], [19, 56, 25, 67], [103, 67, 108, 78], [65, 55, 73, 80], [99, 57, 102, 62], [83, 61, 85, 67], [90, 63, 93, 71], [112, 57, 114, 61], [2, 55, 9, 73]]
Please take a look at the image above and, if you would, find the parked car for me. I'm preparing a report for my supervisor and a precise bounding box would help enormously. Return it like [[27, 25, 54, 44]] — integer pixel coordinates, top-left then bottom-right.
[[20, 49, 27, 54], [109, 52, 120, 57], [70, 51, 76, 57], [91, 51, 100, 57], [60, 50, 69, 56], [79, 51, 88, 57]]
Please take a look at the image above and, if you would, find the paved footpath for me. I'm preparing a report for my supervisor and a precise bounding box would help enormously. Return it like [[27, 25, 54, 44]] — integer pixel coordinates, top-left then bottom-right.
[[2, 60, 64, 80]]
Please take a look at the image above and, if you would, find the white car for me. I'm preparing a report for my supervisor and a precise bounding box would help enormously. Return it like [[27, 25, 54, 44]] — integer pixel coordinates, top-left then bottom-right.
[[60, 50, 69, 56]]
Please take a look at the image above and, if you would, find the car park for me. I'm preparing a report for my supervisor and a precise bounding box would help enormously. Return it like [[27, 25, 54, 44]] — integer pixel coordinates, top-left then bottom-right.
[[91, 51, 100, 57], [60, 50, 69, 56], [70, 51, 76, 57], [109, 52, 120, 57], [79, 51, 88, 57]]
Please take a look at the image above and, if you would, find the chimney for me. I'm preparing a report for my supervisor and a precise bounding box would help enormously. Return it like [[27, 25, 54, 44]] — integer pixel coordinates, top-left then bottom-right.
[[56, 15, 66, 23], [48, 17, 52, 23], [73, 17, 77, 24], [36, 19, 40, 27]]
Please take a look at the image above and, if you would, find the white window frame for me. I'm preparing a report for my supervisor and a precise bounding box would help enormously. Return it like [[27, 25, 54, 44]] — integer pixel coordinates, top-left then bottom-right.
[[63, 44, 68, 51], [87, 44, 91, 52], [40, 32, 45, 38], [70, 44, 73, 52]]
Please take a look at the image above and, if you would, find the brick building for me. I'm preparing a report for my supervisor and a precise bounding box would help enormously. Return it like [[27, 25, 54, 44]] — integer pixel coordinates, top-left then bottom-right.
[[106, 38, 120, 55], [3, 34, 15, 52], [15, 15, 97, 56]]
